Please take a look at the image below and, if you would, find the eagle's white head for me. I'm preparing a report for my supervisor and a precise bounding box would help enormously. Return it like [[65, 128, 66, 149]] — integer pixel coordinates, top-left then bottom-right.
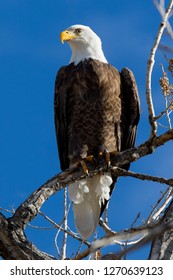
[[60, 24, 108, 65]]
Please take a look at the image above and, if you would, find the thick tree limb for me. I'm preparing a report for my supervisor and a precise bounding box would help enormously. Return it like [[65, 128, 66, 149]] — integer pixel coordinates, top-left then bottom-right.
[[0, 213, 55, 260]]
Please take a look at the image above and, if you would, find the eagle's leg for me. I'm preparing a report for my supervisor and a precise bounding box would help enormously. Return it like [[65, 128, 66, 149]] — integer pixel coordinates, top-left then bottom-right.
[[80, 159, 89, 175], [110, 150, 119, 157], [99, 148, 111, 168], [80, 155, 95, 175], [85, 154, 94, 162]]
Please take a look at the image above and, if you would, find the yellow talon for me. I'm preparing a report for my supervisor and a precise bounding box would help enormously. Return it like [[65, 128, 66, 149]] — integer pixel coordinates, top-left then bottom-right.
[[80, 160, 89, 175], [99, 150, 111, 166], [105, 152, 111, 166]]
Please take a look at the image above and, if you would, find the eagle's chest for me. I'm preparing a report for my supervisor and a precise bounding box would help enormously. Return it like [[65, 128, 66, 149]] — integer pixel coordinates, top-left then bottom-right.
[[67, 87, 121, 162]]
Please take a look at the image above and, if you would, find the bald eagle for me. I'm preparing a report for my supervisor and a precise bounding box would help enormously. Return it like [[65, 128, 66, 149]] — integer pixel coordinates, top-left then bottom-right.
[[54, 24, 140, 240]]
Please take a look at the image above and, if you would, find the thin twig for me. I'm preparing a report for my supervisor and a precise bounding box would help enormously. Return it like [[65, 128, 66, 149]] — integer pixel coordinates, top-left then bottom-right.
[[27, 223, 55, 230], [39, 210, 89, 244], [130, 212, 141, 228], [99, 219, 116, 236], [164, 94, 172, 128], [151, 189, 173, 220], [154, 101, 173, 120], [157, 121, 170, 128], [62, 188, 68, 259], [123, 212, 140, 260], [54, 227, 62, 259], [146, 187, 173, 223], [0, 207, 15, 214]]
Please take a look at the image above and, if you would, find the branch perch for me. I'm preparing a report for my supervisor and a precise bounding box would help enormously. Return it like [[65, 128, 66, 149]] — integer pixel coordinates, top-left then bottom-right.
[[0, 129, 173, 259], [10, 129, 173, 230]]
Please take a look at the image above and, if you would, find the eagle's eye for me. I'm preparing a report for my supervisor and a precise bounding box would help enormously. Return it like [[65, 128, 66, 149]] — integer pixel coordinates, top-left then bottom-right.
[[75, 28, 82, 34]]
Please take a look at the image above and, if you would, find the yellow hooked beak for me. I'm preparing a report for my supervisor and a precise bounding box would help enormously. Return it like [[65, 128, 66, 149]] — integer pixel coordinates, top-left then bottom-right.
[[60, 30, 76, 44]]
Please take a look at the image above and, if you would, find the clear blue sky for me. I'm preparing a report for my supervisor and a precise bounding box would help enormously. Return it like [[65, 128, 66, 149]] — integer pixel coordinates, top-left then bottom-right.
[[0, 0, 172, 259]]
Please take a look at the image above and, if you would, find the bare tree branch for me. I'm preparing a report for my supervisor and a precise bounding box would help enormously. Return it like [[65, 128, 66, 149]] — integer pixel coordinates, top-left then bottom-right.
[[73, 218, 173, 260], [62, 188, 69, 259], [112, 167, 173, 187], [146, 0, 173, 137]]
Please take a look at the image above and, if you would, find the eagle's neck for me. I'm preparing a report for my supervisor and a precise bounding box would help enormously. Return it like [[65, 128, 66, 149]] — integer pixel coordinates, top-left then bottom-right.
[[68, 41, 108, 66]]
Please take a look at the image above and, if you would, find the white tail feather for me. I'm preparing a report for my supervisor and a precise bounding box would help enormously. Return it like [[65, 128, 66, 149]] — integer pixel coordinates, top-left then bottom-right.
[[68, 173, 113, 239]]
